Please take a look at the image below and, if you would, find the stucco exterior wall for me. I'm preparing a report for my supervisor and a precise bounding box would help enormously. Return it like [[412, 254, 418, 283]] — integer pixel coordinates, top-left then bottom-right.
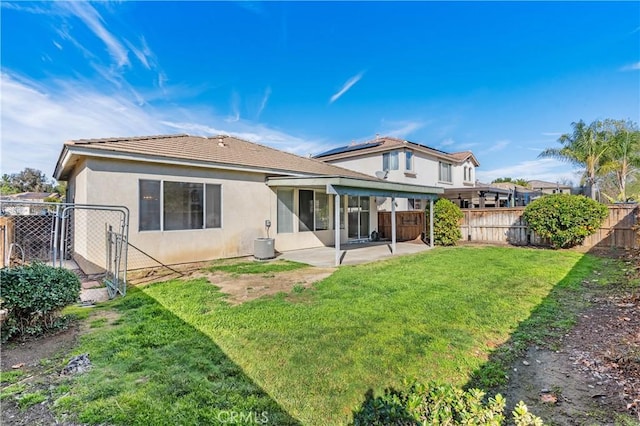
[[326, 149, 473, 211], [67, 158, 374, 267]]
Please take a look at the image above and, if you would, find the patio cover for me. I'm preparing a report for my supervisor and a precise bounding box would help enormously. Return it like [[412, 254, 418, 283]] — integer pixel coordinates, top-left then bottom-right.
[[266, 176, 443, 266]]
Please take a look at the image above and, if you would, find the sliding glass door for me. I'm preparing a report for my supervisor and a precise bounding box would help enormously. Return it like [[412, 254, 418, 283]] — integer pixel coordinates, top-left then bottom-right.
[[347, 196, 370, 240]]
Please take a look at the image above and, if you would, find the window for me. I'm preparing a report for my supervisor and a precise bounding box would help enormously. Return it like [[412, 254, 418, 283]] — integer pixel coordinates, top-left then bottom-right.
[[298, 190, 331, 232], [439, 162, 452, 183], [277, 189, 294, 233], [298, 190, 314, 232], [464, 166, 473, 182], [315, 192, 330, 230], [408, 198, 423, 210], [405, 151, 413, 171], [164, 182, 203, 230], [138, 180, 221, 231], [139, 180, 160, 231], [382, 151, 399, 171]]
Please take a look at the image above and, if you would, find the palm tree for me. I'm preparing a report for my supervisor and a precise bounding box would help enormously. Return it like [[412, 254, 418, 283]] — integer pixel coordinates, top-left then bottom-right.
[[598, 120, 640, 201], [539, 120, 610, 199]]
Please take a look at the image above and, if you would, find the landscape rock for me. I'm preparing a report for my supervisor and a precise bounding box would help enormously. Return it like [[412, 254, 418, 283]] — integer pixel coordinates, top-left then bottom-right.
[[60, 353, 91, 376]]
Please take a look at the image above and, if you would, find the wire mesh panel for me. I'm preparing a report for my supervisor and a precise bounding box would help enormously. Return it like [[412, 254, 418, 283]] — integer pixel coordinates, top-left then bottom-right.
[[0, 201, 129, 298], [60, 205, 129, 297]]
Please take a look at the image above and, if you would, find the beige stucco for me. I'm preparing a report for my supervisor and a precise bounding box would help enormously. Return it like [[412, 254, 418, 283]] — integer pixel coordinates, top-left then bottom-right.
[[326, 149, 473, 211], [68, 157, 372, 268]]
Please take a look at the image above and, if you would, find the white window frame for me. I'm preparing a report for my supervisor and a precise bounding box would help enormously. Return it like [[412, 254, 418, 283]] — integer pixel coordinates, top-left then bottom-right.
[[405, 151, 414, 171], [138, 179, 222, 232], [438, 162, 452, 183], [382, 151, 399, 171], [296, 189, 333, 233]]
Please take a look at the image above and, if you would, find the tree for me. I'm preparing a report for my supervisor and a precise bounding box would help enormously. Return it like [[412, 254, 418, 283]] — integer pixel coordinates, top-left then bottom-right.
[[523, 194, 608, 249], [0, 168, 54, 194], [539, 120, 610, 199], [0, 174, 19, 195], [598, 120, 640, 202], [426, 199, 463, 246]]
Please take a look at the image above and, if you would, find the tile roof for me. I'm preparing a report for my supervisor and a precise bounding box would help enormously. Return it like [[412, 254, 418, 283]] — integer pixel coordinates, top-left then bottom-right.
[[527, 179, 572, 189], [314, 136, 479, 166], [56, 134, 378, 180]]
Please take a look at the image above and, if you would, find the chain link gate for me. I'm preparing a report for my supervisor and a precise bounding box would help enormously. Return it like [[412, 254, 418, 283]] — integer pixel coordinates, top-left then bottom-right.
[[0, 200, 129, 298]]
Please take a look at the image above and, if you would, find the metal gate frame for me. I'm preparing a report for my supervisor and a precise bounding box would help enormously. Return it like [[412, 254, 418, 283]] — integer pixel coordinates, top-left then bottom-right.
[[0, 200, 129, 298], [58, 204, 129, 297]]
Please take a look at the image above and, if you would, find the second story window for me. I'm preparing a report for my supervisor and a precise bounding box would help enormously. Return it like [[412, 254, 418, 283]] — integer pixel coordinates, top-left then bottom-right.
[[439, 162, 452, 183], [405, 151, 413, 171], [464, 166, 473, 182], [382, 151, 399, 171]]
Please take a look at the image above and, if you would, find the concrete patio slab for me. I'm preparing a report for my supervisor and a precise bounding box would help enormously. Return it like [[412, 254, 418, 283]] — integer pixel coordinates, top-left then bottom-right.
[[278, 240, 432, 268]]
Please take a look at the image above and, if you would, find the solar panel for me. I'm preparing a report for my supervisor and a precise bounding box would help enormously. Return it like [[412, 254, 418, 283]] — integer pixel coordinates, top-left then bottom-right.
[[314, 141, 383, 158]]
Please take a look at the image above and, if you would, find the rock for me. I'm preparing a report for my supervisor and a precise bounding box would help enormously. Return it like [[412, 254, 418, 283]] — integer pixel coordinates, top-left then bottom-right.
[[523, 360, 530, 366], [61, 353, 91, 376]]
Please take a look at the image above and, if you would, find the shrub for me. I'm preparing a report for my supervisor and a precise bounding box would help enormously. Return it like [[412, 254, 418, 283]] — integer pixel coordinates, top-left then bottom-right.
[[523, 194, 609, 249], [351, 381, 543, 425], [1, 263, 81, 342], [426, 198, 463, 246]]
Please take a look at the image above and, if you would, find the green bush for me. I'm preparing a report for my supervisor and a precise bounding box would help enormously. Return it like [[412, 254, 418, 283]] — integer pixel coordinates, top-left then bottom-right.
[[1, 263, 81, 342], [351, 381, 543, 425], [426, 198, 463, 246], [523, 194, 609, 249]]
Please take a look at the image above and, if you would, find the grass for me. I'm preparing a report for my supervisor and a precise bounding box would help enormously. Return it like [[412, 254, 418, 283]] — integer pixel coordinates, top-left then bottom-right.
[[18, 390, 47, 409], [53, 294, 298, 425], [54, 246, 606, 425], [1, 369, 26, 385], [204, 259, 308, 275]]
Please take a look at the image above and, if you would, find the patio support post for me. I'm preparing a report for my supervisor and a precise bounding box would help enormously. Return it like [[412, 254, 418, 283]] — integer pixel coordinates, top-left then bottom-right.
[[335, 193, 341, 266], [391, 196, 396, 254], [429, 198, 434, 248]]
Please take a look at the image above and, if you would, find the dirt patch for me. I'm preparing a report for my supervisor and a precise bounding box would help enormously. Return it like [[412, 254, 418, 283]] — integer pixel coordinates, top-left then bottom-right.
[[1, 327, 79, 371], [194, 267, 336, 304], [1, 326, 81, 426], [500, 249, 640, 424]]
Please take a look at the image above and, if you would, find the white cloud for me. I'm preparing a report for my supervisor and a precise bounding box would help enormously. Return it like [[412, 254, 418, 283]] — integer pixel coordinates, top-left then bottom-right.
[[476, 158, 581, 184], [257, 86, 272, 118], [439, 138, 455, 147], [380, 120, 425, 138], [541, 132, 563, 137], [61, 2, 130, 68], [330, 72, 364, 103], [620, 62, 640, 71], [485, 139, 510, 152], [1, 73, 319, 177]]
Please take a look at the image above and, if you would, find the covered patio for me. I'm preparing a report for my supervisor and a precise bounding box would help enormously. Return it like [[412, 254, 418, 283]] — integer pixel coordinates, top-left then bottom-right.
[[279, 240, 432, 268], [267, 176, 443, 266]]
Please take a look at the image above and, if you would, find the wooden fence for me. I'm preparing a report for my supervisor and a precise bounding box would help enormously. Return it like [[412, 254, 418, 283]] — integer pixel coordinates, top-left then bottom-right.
[[460, 204, 639, 249], [378, 211, 425, 241]]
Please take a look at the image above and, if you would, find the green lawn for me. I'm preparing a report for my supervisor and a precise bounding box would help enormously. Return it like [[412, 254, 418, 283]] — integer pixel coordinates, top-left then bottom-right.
[[58, 246, 601, 425]]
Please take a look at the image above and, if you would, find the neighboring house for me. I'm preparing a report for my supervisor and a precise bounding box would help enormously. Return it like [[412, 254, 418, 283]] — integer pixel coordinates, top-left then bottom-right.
[[527, 180, 572, 195], [0, 192, 59, 215], [314, 136, 479, 211], [53, 134, 442, 268]]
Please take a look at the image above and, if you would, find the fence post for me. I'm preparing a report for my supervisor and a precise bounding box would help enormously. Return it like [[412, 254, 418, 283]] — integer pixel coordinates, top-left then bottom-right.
[[429, 198, 434, 248]]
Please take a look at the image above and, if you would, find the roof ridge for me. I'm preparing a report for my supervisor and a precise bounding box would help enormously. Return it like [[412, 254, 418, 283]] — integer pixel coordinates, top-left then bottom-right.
[[222, 135, 377, 179], [70, 134, 190, 145]]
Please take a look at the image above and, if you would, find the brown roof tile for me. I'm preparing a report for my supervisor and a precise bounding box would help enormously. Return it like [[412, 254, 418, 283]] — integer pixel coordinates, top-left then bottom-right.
[[316, 136, 480, 166], [59, 134, 378, 180]]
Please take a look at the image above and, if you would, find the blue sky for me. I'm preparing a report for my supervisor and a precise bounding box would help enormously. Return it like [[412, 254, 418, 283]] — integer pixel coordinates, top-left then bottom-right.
[[1, 1, 639, 184]]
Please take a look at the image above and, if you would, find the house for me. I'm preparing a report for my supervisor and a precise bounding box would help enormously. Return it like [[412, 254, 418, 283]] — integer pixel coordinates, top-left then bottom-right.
[[53, 134, 443, 268], [0, 192, 59, 215], [314, 136, 479, 211], [527, 180, 572, 195]]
